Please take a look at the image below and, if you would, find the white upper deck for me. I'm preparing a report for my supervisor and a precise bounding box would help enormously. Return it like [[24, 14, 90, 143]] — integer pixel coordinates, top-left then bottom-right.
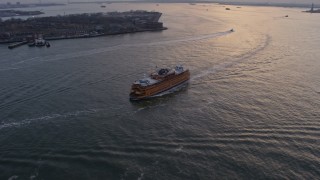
[[133, 65, 186, 87]]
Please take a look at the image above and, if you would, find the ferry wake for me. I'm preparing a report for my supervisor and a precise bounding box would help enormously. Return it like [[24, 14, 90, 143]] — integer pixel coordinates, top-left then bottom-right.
[[130, 65, 190, 101]]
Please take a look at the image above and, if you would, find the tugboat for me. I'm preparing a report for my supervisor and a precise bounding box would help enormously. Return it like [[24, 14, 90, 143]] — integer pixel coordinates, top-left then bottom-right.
[[130, 65, 190, 101], [35, 38, 46, 47]]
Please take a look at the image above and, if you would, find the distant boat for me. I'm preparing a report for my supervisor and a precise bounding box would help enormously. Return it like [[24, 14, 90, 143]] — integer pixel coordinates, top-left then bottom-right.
[[226, 8, 231, 10], [35, 38, 46, 47], [230, 28, 234, 32], [100, 5, 106, 8], [285, 15, 289, 17], [28, 38, 49, 47]]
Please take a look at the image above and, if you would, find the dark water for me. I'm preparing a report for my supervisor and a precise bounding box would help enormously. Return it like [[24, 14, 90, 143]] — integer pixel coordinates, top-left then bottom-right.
[[1, 3, 319, 180]]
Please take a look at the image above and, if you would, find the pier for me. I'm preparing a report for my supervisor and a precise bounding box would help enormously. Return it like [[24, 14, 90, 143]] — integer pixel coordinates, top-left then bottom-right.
[[8, 41, 27, 49]]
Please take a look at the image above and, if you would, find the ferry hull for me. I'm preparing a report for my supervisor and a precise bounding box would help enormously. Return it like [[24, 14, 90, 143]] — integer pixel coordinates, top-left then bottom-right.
[[129, 79, 189, 101], [130, 70, 190, 101]]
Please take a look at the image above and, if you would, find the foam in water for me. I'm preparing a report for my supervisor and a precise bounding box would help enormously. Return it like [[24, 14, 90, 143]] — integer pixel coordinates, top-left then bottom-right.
[[175, 145, 184, 152], [191, 62, 234, 80], [7, 176, 18, 180], [191, 35, 271, 80], [0, 109, 99, 130], [133, 103, 167, 114], [0, 105, 140, 129], [137, 171, 144, 180], [10, 57, 40, 66]]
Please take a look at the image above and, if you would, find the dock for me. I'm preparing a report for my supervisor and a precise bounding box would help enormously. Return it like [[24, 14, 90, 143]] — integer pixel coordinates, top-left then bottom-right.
[[8, 41, 28, 49]]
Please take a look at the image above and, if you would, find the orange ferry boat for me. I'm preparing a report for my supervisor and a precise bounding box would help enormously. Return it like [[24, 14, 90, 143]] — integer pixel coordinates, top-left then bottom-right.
[[130, 65, 190, 100]]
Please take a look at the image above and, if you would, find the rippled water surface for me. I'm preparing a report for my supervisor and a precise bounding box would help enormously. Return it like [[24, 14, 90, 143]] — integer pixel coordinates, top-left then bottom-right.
[[0, 3, 319, 180]]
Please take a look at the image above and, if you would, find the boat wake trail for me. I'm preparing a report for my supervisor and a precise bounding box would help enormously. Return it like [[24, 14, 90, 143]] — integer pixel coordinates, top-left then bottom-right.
[[136, 31, 231, 47], [0, 109, 99, 130], [191, 35, 271, 81], [0, 31, 232, 72], [0, 105, 136, 130]]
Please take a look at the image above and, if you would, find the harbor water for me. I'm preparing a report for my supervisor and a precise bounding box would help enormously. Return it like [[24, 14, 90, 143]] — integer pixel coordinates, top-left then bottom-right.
[[0, 3, 319, 179]]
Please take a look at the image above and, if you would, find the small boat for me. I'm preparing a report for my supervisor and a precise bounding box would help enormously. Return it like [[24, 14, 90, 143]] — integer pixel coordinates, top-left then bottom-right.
[[35, 38, 46, 47], [230, 28, 234, 32], [285, 15, 289, 17], [129, 65, 190, 101], [100, 5, 106, 8], [46, 42, 50, 47], [226, 8, 231, 10]]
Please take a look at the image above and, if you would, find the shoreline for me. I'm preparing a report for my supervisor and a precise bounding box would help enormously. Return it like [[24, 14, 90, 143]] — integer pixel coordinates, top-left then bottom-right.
[[69, 1, 319, 9], [1, 27, 168, 44], [0, 10, 44, 18], [0, 11, 166, 45]]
